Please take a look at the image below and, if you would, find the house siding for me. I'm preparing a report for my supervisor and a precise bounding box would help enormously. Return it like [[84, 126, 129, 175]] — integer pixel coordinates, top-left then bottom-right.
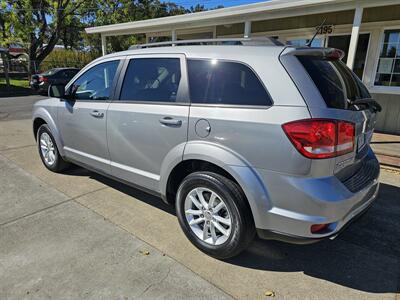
[[363, 5, 400, 23], [251, 10, 355, 33], [216, 23, 245, 36], [373, 93, 400, 134]]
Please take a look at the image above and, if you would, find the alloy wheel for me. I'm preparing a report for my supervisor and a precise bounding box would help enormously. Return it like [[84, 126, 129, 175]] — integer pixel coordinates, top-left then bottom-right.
[[184, 187, 232, 245], [40, 132, 56, 166]]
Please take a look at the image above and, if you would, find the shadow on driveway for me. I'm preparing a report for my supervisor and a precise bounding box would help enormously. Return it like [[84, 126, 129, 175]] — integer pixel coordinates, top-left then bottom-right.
[[64, 166, 400, 294], [230, 182, 400, 294], [0, 84, 35, 97]]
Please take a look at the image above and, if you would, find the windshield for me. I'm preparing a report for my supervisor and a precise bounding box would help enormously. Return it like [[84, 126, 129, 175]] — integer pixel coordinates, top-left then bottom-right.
[[297, 56, 371, 109]]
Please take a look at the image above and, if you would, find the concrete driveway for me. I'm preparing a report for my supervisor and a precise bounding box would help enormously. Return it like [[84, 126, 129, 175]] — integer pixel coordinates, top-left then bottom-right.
[[0, 96, 399, 299]]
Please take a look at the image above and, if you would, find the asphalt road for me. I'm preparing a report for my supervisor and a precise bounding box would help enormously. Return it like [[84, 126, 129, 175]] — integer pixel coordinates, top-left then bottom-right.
[[0, 95, 45, 121], [0, 95, 399, 299]]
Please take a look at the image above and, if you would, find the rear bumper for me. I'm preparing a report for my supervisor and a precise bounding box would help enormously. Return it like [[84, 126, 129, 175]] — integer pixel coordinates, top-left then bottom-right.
[[256, 187, 376, 244], [253, 151, 380, 242], [30, 83, 39, 90], [37, 82, 49, 94]]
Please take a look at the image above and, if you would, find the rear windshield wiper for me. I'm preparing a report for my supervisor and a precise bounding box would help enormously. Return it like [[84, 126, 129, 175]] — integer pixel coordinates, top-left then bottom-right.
[[348, 98, 382, 113]]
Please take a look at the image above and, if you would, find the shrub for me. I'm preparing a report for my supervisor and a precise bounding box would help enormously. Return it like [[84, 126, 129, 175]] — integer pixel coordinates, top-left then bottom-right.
[[39, 49, 100, 72]]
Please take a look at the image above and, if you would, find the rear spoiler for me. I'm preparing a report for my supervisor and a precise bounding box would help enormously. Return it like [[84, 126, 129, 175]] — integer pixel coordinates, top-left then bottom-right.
[[281, 47, 345, 60]]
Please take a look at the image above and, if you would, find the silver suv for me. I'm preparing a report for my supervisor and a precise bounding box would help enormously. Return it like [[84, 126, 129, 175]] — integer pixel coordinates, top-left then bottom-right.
[[32, 38, 381, 259]]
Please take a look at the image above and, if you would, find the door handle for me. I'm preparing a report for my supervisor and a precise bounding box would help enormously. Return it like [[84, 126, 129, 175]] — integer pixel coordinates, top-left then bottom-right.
[[159, 117, 182, 126], [90, 110, 104, 118]]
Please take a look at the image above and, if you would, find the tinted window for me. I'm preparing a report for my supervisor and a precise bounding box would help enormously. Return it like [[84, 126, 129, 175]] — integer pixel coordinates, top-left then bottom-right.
[[71, 61, 118, 101], [188, 60, 271, 106], [63, 69, 78, 78], [298, 56, 371, 109], [42, 69, 58, 76], [120, 58, 181, 102]]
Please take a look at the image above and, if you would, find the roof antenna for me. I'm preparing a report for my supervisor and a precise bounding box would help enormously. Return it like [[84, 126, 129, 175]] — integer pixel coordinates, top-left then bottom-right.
[[306, 18, 327, 47]]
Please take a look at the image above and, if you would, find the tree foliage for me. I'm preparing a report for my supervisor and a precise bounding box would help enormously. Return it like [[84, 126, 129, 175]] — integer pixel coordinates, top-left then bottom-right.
[[1, 0, 220, 71], [81, 0, 206, 53], [41, 49, 98, 70], [4, 0, 94, 72]]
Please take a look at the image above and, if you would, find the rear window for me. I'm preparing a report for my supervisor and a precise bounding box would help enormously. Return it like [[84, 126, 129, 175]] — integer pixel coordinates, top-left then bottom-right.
[[120, 58, 181, 103], [297, 56, 370, 109], [65, 69, 79, 77], [41, 69, 58, 76], [188, 59, 272, 106]]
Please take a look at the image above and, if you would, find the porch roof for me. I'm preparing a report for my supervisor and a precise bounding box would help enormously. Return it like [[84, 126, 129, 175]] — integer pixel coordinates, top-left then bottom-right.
[[85, 0, 399, 36]]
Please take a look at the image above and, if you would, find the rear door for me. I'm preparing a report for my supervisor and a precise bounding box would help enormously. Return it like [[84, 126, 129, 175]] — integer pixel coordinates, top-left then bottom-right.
[[107, 54, 189, 192]]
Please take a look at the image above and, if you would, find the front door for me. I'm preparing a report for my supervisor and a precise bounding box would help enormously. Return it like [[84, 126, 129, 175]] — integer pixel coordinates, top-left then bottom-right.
[[58, 59, 120, 173], [107, 55, 189, 192]]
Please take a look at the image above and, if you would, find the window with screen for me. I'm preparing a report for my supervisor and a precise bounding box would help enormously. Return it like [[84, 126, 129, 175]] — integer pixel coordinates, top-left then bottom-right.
[[375, 29, 400, 87], [120, 58, 182, 102], [187, 59, 272, 106]]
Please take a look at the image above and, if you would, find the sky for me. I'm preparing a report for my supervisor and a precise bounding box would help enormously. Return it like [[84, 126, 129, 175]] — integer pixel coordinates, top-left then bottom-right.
[[171, 0, 268, 9]]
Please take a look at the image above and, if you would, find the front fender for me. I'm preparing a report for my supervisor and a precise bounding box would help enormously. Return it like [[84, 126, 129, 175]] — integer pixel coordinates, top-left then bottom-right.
[[160, 141, 271, 229], [32, 105, 65, 157]]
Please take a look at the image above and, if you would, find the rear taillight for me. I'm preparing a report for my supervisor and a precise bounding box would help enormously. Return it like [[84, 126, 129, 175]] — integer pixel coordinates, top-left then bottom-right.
[[39, 76, 48, 82], [337, 121, 355, 156], [282, 119, 355, 159]]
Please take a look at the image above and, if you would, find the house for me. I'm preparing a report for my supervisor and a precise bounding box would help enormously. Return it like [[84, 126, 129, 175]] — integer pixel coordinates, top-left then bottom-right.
[[85, 0, 400, 134]]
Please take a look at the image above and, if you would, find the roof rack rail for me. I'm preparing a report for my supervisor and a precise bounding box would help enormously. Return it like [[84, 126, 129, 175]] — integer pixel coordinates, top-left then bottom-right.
[[129, 37, 283, 49]]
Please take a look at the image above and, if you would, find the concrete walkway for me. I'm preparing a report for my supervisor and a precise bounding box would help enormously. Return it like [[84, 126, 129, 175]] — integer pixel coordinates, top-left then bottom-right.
[[371, 133, 400, 168], [0, 154, 231, 300]]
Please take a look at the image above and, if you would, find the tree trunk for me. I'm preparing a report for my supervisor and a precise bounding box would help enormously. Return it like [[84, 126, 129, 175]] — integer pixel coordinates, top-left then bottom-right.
[[29, 58, 39, 76]]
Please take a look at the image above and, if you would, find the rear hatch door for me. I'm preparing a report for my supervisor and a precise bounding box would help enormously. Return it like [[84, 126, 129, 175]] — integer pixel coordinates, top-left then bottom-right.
[[280, 47, 380, 176]]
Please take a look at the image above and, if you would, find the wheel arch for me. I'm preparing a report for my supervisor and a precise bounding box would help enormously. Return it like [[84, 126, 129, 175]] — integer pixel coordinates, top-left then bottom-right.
[[33, 117, 47, 140], [160, 142, 271, 229], [32, 107, 65, 157]]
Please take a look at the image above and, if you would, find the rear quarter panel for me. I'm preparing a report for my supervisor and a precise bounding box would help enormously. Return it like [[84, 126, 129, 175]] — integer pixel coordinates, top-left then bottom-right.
[[187, 105, 312, 173]]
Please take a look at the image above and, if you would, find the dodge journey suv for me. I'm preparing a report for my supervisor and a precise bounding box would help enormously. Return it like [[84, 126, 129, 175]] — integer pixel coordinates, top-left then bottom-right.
[[32, 38, 381, 259]]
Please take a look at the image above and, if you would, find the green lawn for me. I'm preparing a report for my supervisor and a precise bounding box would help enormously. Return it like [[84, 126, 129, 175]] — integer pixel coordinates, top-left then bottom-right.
[[0, 78, 30, 89]]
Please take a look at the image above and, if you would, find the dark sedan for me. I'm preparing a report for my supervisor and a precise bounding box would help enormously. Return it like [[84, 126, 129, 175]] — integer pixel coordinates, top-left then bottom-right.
[[30, 68, 79, 95]]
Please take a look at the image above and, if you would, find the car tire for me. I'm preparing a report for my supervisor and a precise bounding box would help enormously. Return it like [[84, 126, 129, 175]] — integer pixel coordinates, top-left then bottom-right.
[[176, 171, 255, 259], [37, 124, 70, 172]]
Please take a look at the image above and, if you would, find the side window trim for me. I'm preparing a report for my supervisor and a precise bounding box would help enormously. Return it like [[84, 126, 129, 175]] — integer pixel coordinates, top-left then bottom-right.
[[186, 58, 273, 108], [113, 54, 190, 105], [109, 58, 126, 101], [65, 57, 124, 102]]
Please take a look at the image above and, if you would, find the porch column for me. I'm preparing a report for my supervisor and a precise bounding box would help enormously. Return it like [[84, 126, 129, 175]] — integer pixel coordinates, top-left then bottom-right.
[[347, 4, 363, 69], [101, 34, 107, 56], [244, 21, 252, 38], [171, 29, 177, 41]]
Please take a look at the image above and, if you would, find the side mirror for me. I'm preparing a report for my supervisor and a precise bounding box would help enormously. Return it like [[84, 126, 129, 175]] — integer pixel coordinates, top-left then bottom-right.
[[48, 84, 66, 98]]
